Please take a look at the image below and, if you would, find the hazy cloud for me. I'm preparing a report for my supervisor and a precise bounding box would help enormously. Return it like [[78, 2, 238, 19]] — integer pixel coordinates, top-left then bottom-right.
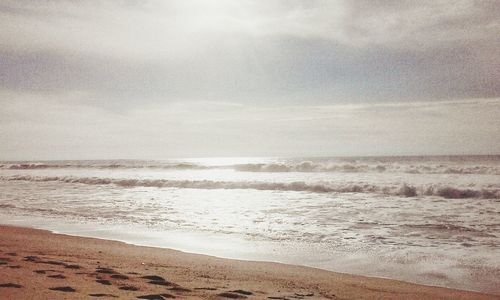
[[0, 1, 499, 158], [1, 90, 499, 159]]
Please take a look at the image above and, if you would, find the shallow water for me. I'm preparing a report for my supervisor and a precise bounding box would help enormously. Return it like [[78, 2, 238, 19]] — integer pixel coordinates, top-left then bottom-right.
[[1, 156, 499, 294]]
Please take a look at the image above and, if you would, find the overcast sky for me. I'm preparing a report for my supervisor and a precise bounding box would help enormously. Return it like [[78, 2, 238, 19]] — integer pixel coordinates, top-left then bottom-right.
[[1, 0, 499, 160]]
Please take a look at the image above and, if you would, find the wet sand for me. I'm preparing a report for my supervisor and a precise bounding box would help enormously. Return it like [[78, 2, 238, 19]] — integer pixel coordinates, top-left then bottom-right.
[[0, 225, 497, 299]]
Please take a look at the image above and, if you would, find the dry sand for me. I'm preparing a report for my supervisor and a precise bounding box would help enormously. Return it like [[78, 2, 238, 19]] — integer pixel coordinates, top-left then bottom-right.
[[0, 225, 497, 299]]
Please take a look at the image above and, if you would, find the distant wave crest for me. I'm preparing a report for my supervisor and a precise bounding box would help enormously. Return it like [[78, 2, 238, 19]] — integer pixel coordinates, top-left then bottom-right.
[[2, 160, 499, 175], [3, 175, 499, 199], [2, 162, 208, 170]]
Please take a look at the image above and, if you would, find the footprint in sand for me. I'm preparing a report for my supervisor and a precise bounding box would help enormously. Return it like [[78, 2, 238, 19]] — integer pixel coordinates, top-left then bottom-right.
[[0, 257, 12, 265], [0, 283, 22, 288], [136, 294, 176, 300], [230, 290, 253, 296], [65, 264, 81, 269], [48, 274, 67, 279], [141, 275, 173, 286], [169, 286, 191, 293], [8, 265, 21, 269], [140, 275, 166, 281], [110, 274, 129, 280], [218, 292, 248, 299], [89, 293, 119, 298], [89, 294, 118, 298], [24, 256, 40, 262], [96, 267, 117, 274], [294, 292, 314, 297], [49, 286, 76, 292], [96, 279, 112, 285], [119, 285, 140, 291], [35, 269, 63, 274]]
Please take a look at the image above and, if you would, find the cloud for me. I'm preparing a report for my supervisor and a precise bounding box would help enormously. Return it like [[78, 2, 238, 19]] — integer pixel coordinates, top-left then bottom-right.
[[1, 1, 498, 58], [0, 1, 498, 101], [1, 90, 499, 159], [0, 1, 499, 158]]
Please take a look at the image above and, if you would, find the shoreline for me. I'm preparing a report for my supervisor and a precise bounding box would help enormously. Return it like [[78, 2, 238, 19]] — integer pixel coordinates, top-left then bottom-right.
[[0, 225, 497, 299]]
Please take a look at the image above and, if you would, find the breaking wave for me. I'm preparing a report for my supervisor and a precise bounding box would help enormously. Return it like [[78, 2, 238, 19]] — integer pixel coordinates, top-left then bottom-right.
[[2, 160, 500, 175], [3, 175, 499, 199]]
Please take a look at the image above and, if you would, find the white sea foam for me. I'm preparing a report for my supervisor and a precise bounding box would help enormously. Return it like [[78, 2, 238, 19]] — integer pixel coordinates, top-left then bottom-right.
[[3, 175, 500, 199]]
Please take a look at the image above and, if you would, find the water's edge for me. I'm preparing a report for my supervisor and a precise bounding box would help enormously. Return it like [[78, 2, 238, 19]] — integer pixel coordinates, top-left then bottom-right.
[[1, 214, 497, 296]]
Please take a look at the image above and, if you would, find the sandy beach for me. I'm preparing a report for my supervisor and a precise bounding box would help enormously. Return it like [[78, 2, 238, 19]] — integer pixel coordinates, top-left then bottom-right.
[[0, 225, 496, 299]]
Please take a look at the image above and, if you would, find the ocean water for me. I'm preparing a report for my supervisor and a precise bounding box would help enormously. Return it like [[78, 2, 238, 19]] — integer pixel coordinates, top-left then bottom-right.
[[0, 156, 499, 294]]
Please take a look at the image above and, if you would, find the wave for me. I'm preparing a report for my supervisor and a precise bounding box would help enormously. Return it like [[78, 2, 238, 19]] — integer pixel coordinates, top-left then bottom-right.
[[234, 162, 500, 175], [2, 160, 499, 175], [3, 175, 499, 199], [2, 162, 208, 170]]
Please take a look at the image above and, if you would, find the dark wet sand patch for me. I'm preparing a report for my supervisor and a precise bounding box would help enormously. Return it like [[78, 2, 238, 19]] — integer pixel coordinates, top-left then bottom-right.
[[49, 286, 76, 292], [110, 274, 129, 280], [194, 287, 218, 290], [0, 283, 22, 288]]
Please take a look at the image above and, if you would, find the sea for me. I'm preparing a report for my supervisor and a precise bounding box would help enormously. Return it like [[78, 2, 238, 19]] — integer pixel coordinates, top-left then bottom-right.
[[0, 155, 499, 294]]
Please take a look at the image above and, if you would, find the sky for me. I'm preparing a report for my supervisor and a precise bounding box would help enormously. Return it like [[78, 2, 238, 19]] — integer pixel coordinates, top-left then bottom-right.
[[0, 0, 499, 160]]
